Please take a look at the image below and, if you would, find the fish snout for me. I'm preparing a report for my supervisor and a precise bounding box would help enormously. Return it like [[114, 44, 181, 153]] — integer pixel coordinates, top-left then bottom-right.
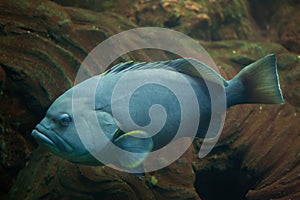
[[31, 124, 74, 153], [31, 125, 57, 147]]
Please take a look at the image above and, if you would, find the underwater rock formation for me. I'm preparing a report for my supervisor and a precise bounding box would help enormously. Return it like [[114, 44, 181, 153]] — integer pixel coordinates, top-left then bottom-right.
[[193, 41, 300, 200], [53, 0, 255, 41], [52, 0, 300, 53], [9, 147, 200, 200], [0, 0, 299, 199], [0, 0, 167, 197], [249, 0, 300, 54]]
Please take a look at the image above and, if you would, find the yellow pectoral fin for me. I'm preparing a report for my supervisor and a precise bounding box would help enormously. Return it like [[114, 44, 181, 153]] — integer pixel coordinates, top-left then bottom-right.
[[112, 130, 153, 169]]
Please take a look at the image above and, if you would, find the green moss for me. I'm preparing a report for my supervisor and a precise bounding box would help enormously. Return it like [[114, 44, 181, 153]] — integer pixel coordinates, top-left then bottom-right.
[[100, 1, 114, 10], [37, 1, 70, 24], [148, 176, 158, 186]]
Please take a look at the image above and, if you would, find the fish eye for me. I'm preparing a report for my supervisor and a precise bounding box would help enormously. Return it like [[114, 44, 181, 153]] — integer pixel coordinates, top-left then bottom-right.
[[58, 113, 71, 126]]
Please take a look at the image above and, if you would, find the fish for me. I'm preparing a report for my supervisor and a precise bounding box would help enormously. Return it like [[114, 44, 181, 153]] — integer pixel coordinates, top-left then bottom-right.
[[31, 54, 284, 171]]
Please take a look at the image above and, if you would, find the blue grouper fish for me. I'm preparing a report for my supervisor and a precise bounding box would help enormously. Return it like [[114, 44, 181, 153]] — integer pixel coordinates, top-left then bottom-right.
[[32, 54, 284, 171]]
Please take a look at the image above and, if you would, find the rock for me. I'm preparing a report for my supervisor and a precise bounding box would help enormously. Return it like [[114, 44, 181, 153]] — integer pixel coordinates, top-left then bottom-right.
[[0, 0, 187, 197], [0, 114, 33, 198], [9, 147, 155, 200], [9, 146, 200, 200], [277, 9, 300, 54], [0, 66, 5, 94], [0, 0, 137, 116], [133, 0, 255, 41], [249, 0, 300, 53], [193, 41, 300, 200], [53, 0, 256, 41], [0, 0, 148, 195]]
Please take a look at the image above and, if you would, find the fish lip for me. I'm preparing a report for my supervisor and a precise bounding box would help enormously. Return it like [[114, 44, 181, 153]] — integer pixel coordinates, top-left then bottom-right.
[[31, 124, 74, 153], [31, 129, 57, 148]]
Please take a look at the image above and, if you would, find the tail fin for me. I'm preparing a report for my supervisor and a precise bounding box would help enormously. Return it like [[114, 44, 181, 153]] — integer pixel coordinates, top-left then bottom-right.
[[226, 54, 284, 107]]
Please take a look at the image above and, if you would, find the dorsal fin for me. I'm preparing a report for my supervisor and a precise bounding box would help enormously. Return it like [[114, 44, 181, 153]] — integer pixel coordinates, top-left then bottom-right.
[[164, 58, 228, 86], [103, 61, 146, 74], [104, 58, 227, 86]]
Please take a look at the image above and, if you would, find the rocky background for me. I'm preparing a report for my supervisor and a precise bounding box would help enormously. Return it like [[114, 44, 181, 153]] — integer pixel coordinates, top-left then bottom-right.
[[0, 0, 299, 199]]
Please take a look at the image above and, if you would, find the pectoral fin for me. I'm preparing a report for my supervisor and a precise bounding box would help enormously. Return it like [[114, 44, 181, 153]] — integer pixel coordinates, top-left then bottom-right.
[[113, 130, 153, 169]]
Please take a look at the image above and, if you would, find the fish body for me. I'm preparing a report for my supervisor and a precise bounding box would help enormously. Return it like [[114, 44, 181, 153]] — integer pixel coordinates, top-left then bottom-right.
[[32, 54, 284, 169]]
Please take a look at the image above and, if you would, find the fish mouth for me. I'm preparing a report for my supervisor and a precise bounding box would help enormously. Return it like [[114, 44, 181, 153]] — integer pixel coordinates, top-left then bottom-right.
[[32, 129, 57, 147], [31, 124, 74, 153]]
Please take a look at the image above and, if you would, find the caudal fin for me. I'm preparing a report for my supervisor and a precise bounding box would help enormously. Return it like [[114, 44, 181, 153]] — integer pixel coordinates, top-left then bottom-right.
[[226, 54, 284, 106]]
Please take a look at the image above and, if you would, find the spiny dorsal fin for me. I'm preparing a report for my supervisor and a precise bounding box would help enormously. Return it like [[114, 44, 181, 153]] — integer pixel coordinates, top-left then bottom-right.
[[164, 58, 227, 86], [104, 58, 227, 86]]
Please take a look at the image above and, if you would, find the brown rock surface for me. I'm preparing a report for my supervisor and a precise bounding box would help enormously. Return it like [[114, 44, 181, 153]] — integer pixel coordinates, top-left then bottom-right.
[[249, 0, 300, 54], [0, 0, 167, 197], [9, 146, 199, 200], [126, 0, 255, 41], [0, 0, 299, 200], [0, 0, 196, 198], [193, 41, 300, 200], [52, 0, 256, 41]]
